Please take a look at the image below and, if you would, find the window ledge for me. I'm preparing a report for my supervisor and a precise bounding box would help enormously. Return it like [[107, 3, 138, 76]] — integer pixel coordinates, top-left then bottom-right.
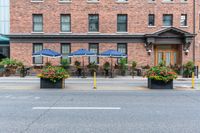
[[31, 1, 44, 3], [161, 26, 172, 28], [180, 26, 188, 28], [31, 32, 44, 34], [59, 1, 72, 4], [87, 1, 100, 3], [59, 32, 72, 34], [148, 26, 156, 28], [116, 32, 128, 34], [115, 1, 129, 4], [161, 2, 174, 4], [88, 32, 100, 34]]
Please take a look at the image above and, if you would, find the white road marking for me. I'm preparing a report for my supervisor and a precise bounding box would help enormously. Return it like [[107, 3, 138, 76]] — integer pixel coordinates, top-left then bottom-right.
[[32, 107, 121, 110]]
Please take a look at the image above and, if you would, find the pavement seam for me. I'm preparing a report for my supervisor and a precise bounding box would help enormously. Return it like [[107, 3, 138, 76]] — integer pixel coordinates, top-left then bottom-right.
[[20, 94, 65, 133]]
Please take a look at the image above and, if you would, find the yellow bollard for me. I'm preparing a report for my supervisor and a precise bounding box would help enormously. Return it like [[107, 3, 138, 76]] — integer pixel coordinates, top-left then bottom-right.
[[93, 71, 97, 89], [192, 72, 195, 89]]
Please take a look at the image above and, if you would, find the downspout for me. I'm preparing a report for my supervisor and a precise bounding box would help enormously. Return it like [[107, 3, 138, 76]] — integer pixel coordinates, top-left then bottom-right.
[[193, 0, 196, 63]]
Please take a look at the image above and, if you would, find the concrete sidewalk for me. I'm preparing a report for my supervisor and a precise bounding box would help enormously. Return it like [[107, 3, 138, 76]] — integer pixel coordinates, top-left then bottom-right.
[[0, 75, 199, 81]]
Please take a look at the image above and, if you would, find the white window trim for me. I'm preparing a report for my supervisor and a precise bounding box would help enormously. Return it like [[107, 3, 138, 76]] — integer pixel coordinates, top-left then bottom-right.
[[31, 0, 44, 3]]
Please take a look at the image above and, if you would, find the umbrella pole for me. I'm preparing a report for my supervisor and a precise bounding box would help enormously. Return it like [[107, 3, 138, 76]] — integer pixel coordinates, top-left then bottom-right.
[[110, 57, 113, 78], [82, 56, 86, 78]]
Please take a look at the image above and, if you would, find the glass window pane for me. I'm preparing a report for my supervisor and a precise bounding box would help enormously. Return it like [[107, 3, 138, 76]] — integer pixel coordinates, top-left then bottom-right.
[[158, 52, 163, 64], [89, 44, 98, 63], [166, 52, 171, 66], [61, 15, 70, 32], [174, 52, 177, 65], [33, 44, 43, 64], [117, 15, 127, 32], [89, 15, 99, 32], [33, 14, 43, 32]]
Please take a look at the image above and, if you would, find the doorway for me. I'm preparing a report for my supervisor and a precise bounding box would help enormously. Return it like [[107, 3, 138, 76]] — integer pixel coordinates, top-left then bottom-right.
[[154, 45, 180, 66]]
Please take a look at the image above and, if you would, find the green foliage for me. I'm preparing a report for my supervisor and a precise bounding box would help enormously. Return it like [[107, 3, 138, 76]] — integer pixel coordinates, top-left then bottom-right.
[[38, 66, 69, 83], [0, 58, 21, 67], [45, 61, 52, 67], [119, 58, 128, 76], [146, 65, 177, 83], [61, 59, 70, 70], [183, 61, 195, 77], [103, 62, 110, 70], [87, 62, 99, 72], [141, 64, 150, 69], [74, 61, 81, 69], [131, 61, 137, 76]]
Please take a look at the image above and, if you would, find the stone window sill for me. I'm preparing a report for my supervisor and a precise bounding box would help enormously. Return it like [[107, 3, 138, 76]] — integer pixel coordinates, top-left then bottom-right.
[[31, 32, 44, 34]]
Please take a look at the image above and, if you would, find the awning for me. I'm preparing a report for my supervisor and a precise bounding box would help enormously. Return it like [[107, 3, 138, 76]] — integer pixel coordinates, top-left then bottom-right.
[[0, 35, 9, 45]]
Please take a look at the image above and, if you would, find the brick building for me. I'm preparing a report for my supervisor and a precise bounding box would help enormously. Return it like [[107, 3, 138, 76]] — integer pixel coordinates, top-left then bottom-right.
[[8, 0, 200, 67]]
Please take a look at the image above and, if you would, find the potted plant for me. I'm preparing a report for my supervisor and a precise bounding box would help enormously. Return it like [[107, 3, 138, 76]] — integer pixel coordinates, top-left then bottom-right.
[[17, 61, 26, 77], [0, 58, 20, 76], [141, 64, 150, 76], [87, 62, 99, 76], [119, 58, 128, 76], [145, 63, 177, 89], [103, 62, 110, 77], [183, 61, 194, 78], [0, 65, 5, 77], [74, 61, 82, 77], [38, 66, 69, 89], [131, 61, 137, 78], [61, 59, 70, 71]]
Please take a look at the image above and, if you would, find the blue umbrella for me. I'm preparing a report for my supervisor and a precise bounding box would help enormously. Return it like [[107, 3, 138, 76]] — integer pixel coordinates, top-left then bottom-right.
[[99, 50, 127, 78], [68, 49, 96, 57], [99, 50, 127, 58], [32, 49, 61, 58], [68, 49, 96, 78]]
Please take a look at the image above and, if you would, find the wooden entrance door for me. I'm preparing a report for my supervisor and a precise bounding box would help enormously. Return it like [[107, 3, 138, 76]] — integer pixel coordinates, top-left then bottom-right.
[[154, 45, 180, 66]]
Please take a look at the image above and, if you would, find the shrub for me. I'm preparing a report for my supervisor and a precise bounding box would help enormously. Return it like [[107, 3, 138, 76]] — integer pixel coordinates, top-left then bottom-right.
[[131, 61, 137, 76], [61, 59, 70, 70], [145, 64, 177, 82], [119, 58, 128, 76], [183, 61, 195, 77], [38, 66, 69, 83]]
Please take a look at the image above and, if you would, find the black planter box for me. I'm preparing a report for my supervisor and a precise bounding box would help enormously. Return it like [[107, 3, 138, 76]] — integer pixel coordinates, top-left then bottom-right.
[[148, 79, 173, 89], [40, 78, 65, 89]]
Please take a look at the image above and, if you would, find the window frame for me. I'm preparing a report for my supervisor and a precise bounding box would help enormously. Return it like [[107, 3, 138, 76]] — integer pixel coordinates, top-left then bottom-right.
[[88, 14, 99, 32], [89, 43, 99, 64], [60, 43, 71, 64], [163, 14, 173, 27], [117, 14, 128, 32], [60, 14, 71, 32], [117, 43, 128, 63], [33, 43, 43, 64], [32, 14, 43, 32]]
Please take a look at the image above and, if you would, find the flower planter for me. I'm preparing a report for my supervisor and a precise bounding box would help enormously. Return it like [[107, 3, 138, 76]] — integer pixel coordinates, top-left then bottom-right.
[[148, 79, 173, 89], [40, 78, 65, 89]]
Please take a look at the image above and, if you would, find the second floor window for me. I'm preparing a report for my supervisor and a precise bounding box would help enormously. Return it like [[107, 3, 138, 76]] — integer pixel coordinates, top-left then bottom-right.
[[117, 14, 127, 32], [89, 14, 99, 32], [163, 14, 173, 26], [180, 14, 187, 26], [61, 14, 71, 32], [148, 14, 155, 26], [33, 14, 43, 32]]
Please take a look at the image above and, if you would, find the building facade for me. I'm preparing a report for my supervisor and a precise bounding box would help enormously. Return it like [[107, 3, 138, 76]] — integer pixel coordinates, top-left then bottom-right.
[[8, 0, 200, 67], [0, 0, 10, 60]]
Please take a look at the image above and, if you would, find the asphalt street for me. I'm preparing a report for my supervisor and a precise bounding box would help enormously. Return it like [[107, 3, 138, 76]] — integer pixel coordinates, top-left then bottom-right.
[[0, 89, 200, 133]]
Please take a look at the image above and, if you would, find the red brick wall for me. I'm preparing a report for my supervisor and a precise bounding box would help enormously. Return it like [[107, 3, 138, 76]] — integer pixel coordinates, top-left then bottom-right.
[[10, 0, 194, 34], [9, 0, 198, 66]]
